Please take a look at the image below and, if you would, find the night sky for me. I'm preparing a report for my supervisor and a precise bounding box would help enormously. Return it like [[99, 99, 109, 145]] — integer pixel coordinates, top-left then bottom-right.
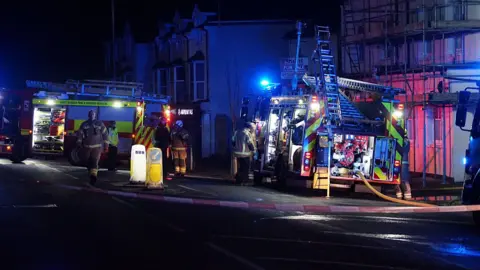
[[0, 0, 339, 88]]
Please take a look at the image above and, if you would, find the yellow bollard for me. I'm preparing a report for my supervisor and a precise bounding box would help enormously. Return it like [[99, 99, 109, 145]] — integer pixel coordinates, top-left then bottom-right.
[[146, 147, 163, 189]]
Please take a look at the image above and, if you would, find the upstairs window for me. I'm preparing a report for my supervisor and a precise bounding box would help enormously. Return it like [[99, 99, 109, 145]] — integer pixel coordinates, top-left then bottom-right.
[[190, 61, 206, 101]]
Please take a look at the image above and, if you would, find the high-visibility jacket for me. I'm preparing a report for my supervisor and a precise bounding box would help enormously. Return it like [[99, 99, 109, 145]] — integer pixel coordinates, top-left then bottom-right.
[[108, 127, 119, 147], [77, 120, 109, 148], [232, 128, 256, 157]]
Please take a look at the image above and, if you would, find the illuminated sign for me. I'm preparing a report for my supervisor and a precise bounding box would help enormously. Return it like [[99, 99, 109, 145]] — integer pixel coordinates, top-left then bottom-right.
[[176, 109, 194, 116]]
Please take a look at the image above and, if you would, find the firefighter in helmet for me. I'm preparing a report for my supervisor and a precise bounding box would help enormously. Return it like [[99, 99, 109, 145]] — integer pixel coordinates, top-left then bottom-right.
[[170, 120, 190, 176], [76, 110, 109, 185], [232, 121, 257, 185]]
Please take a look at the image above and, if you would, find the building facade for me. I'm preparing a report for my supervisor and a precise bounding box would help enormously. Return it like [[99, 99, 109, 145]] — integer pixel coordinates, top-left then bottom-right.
[[104, 23, 156, 91], [341, 0, 480, 183], [149, 6, 294, 160]]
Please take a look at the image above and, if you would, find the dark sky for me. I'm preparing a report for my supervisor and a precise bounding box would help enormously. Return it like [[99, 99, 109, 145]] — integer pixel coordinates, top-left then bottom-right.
[[0, 0, 340, 88]]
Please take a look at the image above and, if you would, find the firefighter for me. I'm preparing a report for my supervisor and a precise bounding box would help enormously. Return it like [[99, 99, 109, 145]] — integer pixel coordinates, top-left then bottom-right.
[[395, 132, 412, 199], [107, 121, 119, 171], [76, 110, 109, 185], [171, 120, 189, 176], [232, 121, 256, 185], [154, 116, 171, 178]]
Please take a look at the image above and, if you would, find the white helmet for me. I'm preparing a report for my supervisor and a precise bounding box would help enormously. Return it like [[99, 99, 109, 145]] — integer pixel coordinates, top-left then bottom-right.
[[175, 120, 184, 128]]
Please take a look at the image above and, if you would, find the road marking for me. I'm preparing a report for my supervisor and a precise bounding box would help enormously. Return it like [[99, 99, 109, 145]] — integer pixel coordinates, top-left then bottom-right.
[[266, 214, 473, 226], [257, 257, 412, 270], [320, 231, 426, 242], [178, 184, 217, 197], [65, 174, 79, 180], [213, 235, 394, 250], [206, 242, 265, 270], [10, 204, 58, 208], [110, 196, 185, 233], [35, 163, 62, 173]]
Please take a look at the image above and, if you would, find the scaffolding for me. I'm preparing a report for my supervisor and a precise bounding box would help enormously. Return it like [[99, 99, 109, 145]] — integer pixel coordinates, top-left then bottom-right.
[[341, 0, 480, 186]]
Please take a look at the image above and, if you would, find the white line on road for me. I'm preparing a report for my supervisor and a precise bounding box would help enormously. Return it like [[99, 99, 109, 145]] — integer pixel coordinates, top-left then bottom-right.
[[34, 163, 62, 173], [110, 196, 185, 233], [213, 235, 394, 250], [12, 204, 58, 208], [206, 242, 265, 270], [264, 214, 474, 226], [177, 184, 217, 197], [65, 174, 79, 180], [257, 257, 413, 270]]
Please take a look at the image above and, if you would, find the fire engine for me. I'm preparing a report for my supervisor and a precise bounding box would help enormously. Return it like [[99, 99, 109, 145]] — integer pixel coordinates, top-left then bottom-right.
[[247, 24, 406, 192], [1, 79, 170, 164], [0, 88, 36, 162]]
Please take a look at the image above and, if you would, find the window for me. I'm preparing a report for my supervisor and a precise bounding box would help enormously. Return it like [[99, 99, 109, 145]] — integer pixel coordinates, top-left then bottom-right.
[[152, 71, 157, 93], [174, 66, 187, 103], [190, 61, 206, 101], [159, 69, 168, 96], [154, 69, 168, 95]]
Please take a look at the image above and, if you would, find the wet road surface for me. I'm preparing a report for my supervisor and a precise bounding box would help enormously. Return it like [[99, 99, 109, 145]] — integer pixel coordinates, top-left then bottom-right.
[[1, 158, 479, 269]]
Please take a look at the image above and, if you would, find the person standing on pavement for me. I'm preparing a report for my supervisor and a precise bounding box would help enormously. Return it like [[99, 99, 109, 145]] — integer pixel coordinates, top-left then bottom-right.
[[232, 121, 256, 185], [107, 121, 119, 171], [154, 116, 171, 179], [170, 120, 189, 177], [76, 110, 109, 185]]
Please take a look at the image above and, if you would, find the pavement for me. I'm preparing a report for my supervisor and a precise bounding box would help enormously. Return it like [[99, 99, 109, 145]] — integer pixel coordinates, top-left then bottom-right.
[[1, 157, 480, 269]]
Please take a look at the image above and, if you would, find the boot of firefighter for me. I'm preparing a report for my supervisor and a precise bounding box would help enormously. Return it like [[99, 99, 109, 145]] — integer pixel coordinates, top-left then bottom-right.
[[403, 182, 412, 200], [394, 184, 403, 199], [89, 168, 98, 185]]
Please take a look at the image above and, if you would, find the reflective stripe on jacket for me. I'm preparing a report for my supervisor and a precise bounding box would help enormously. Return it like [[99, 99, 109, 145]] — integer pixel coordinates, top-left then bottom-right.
[[108, 127, 119, 147], [232, 128, 256, 157]]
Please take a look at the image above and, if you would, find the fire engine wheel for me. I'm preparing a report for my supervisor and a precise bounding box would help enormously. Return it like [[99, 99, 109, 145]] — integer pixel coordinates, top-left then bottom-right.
[[9, 155, 27, 163], [68, 148, 82, 166]]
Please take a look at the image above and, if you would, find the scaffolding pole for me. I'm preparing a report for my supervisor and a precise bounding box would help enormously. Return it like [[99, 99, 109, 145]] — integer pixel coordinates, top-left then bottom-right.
[[340, 0, 480, 185], [422, 0, 427, 187]]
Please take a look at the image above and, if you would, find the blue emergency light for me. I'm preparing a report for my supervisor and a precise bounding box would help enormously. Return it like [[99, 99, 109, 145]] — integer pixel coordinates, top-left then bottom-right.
[[260, 80, 269, 86]]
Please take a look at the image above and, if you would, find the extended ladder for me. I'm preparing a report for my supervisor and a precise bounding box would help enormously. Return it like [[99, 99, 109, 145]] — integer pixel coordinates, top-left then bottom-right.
[[303, 75, 405, 96], [312, 26, 342, 127]]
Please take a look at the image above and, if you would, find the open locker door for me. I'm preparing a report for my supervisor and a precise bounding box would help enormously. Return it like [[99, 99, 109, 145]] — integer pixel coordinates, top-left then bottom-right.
[[372, 137, 396, 181]]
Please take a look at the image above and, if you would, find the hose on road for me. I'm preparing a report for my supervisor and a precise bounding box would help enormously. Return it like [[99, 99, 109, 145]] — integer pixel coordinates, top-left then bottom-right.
[[355, 172, 436, 208]]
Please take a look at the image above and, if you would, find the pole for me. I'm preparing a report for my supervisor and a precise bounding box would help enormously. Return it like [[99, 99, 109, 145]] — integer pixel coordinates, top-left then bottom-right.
[[422, 0, 427, 187], [111, 0, 116, 81], [293, 21, 303, 95]]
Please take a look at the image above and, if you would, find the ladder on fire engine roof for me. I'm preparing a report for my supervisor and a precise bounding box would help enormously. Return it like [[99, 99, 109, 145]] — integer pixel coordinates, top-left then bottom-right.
[[26, 79, 169, 103], [302, 75, 406, 96], [311, 26, 343, 127]]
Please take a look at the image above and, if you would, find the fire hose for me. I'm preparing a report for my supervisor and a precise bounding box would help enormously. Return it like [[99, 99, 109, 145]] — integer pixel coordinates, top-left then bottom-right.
[[355, 171, 436, 208]]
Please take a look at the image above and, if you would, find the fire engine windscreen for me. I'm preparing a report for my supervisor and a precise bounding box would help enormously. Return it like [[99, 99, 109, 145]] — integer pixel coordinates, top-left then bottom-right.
[[331, 134, 375, 179], [33, 107, 66, 154]]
